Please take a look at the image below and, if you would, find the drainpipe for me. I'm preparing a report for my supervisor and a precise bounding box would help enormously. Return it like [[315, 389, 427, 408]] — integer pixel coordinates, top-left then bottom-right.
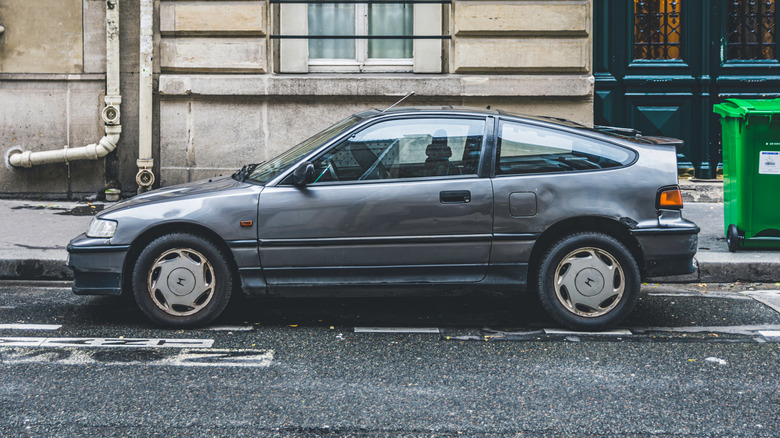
[[5, 0, 122, 169], [136, 0, 154, 193]]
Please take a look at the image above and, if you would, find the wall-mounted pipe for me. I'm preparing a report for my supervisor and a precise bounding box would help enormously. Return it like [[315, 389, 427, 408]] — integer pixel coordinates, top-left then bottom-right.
[[136, 0, 154, 193], [5, 0, 122, 169]]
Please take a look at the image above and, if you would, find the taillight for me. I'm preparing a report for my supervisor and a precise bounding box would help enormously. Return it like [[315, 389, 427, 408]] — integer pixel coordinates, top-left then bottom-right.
[[657, 185, 683, 209]]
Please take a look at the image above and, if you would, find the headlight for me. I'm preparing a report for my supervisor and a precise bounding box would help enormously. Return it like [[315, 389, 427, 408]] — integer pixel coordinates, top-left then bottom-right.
[[86, 218, 118, 238]]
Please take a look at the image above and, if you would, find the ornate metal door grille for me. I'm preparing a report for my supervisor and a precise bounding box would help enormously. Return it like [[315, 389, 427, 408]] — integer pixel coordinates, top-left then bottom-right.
[[634, 0, 683, 60], [727, 0, 776, 60]]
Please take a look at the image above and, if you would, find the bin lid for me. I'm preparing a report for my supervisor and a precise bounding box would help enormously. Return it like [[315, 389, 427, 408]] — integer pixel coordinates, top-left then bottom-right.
[[714, 98, 780, 118]]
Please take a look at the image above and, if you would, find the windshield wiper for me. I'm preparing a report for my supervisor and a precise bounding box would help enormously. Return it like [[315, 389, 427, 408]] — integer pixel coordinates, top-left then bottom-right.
[[233, 162, 263, 182]]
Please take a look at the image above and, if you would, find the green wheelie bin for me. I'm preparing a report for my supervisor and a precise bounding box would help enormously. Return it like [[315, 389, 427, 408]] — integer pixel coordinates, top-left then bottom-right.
[[713, 98, 780, 252]]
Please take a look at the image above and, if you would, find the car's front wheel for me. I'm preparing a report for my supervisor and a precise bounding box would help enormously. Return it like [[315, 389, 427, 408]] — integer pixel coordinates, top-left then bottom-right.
[[132, 233, 232, 327], [536, 232, 640, 331]]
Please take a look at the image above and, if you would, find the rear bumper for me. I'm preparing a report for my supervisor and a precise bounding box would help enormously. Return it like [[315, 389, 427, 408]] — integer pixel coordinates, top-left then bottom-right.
[[67, 234, 129, 296], [631, 224, 700, 278]]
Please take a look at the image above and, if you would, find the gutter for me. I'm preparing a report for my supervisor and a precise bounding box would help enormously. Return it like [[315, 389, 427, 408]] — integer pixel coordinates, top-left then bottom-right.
[[136, 0, 154, 192]]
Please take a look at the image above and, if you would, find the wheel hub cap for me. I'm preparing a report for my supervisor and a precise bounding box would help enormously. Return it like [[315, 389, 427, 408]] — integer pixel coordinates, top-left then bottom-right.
[[574, 268, 605, 297], [553, 247, 625, 318], [147, 247, 215, 317], [167, 268, 196, 296]]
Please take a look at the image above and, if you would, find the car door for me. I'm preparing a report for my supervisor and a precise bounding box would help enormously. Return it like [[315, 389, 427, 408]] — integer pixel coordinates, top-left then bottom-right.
[[256, 116, 493, 287]]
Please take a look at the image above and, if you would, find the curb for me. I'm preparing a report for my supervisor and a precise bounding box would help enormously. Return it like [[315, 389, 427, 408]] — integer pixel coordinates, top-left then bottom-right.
[[0, 259, 73, 281]]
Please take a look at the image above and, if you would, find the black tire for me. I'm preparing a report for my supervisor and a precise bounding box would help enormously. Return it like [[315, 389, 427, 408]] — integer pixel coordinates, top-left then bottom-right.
[[727, 224, 740, 253], [536, 232, 641, 331], [132, 233, 233, 327]]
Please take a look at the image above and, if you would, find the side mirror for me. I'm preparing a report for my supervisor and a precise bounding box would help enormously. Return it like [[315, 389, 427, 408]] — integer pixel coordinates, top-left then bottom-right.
[[292, 161, 316, 185]]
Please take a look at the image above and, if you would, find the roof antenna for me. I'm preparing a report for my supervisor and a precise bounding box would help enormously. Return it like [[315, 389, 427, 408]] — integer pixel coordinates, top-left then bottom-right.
[[381, 91, 415, 113]]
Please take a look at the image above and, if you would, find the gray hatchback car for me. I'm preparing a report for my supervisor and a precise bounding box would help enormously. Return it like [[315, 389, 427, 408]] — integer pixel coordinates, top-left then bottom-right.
[[68, 107, 699, 330]]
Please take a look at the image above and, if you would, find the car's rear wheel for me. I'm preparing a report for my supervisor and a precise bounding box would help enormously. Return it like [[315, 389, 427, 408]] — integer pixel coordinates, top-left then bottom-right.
[[536, 232, 640, 331], [132, 233, 232, 327]]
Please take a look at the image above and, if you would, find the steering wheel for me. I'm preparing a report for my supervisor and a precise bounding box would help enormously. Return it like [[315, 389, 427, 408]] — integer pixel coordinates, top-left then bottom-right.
[[326, 158, 339, 181]]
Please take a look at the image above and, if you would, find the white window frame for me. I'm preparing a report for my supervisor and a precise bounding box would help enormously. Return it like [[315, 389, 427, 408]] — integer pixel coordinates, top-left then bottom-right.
[[307, 4, 414, 73], [279, 3, 442, 74]]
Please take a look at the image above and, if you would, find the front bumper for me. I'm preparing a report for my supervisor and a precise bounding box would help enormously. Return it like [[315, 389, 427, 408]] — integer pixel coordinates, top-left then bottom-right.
[[630, 223, 700, 278], [67, 233, 129, 295]]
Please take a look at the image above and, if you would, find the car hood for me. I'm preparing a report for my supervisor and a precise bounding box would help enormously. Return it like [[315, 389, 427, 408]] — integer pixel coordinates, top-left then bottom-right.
[[101, 176, 254, 214]]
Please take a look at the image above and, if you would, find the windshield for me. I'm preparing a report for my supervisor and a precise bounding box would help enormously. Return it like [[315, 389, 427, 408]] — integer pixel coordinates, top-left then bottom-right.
[[246, 116, 361, 184]]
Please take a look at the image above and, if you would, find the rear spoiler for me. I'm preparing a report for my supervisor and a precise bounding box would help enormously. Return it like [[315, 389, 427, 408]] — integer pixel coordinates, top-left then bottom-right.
[[591, 125, 685, 150], [632, 136, 685, 149]]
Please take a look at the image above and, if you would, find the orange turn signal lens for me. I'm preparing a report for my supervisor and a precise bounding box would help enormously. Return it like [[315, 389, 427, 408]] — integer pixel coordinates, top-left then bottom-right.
[[240, 220, 253, 227], [657, 186, 683, 209]]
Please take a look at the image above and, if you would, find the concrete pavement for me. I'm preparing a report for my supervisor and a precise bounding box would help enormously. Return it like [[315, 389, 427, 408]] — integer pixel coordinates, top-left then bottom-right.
[[0, 192, 778, 283]]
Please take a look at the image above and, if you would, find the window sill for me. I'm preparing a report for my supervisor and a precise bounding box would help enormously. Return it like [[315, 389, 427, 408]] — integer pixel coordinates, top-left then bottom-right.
[[158, 73, 594, 97]]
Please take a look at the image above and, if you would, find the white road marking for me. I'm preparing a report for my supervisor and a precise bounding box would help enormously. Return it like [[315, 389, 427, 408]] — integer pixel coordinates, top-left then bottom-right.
[[354, 327, 440, 334], [0, 348, 273, 368], [155, 349, 273, 367], [705, 357, 728, 366], [758, 330, 780, 338], [543, 329, 633, 336], [204, 325, 254, 331], [647, 292, 752, 300], [744, 291, 780, 314], [634, 325, 780, 336], [0, 337, 213, 348], [0, 324, 62, 331], [0, 306, 16, 310]]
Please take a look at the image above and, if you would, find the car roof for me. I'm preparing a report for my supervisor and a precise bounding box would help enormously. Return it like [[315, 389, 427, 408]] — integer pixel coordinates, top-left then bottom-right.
[[356, 106, 681, 147], [355, 106, 500, 119]]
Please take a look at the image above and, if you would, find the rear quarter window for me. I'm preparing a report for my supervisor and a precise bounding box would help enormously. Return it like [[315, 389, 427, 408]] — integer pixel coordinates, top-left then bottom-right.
[[497, 120, 635, 175]]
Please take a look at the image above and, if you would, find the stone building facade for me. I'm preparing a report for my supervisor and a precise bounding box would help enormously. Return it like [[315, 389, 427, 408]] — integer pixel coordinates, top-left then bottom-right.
[[0, 0, 593, 197]]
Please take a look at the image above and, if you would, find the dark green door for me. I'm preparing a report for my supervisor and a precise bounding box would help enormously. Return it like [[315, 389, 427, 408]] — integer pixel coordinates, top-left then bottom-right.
[[595, 0, 780, 179]]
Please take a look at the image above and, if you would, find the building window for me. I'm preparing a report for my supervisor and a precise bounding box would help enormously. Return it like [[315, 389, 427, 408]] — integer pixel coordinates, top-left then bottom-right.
[[308, 3, 413, 72], [278, 2, 443, 74], [727, 0, 777, 60], [633, 0, 683, 60]]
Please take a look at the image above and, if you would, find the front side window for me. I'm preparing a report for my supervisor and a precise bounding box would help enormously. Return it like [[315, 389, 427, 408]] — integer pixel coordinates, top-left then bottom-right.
[[248, 116, 361, 184], [308, 3, 413, 72], [307, 118, 485, 183], [497, 121, 634, 175]]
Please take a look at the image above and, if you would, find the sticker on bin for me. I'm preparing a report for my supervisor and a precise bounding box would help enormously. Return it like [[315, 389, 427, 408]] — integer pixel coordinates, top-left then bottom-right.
[[759, 151, 780, 175]]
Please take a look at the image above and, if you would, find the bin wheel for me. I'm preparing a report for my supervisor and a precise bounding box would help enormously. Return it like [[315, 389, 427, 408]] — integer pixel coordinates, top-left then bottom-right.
[[727, 224, 740, 253]]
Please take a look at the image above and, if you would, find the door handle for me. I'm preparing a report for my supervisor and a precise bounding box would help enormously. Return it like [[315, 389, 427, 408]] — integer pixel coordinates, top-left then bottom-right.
[[440, 190, 471, 204]]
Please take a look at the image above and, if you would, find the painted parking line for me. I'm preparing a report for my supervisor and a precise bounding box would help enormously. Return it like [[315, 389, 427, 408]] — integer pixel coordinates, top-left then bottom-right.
[[354, 327, 441, 334], [758, 331, 780, 338], [204, 325, 254, 331], [543, 328, 633, 336], [0, 324, 62, 331], [745, 291, 780, 314], [0, 337, 214, 348], [0, 348, 274, 368], [647, 292, 753, 300]]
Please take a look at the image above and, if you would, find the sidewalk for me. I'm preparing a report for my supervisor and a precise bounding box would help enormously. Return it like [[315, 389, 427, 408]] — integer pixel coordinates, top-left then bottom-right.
[[0, 185, 778, 283]]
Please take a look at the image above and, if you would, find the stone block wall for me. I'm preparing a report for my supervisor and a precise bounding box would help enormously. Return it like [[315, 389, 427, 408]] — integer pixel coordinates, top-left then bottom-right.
[[0, 0, 140, 198], [1, 0, 594, 195], [157, 0, 594, 186]]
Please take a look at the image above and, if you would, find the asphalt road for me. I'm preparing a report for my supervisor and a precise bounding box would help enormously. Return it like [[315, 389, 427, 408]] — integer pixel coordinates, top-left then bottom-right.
[[2, 282, 780, 437]]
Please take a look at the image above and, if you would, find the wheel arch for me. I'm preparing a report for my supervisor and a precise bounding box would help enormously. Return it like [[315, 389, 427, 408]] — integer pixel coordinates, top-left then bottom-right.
[[528, 216, 647, 282], [121, 222, 241, 296]]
